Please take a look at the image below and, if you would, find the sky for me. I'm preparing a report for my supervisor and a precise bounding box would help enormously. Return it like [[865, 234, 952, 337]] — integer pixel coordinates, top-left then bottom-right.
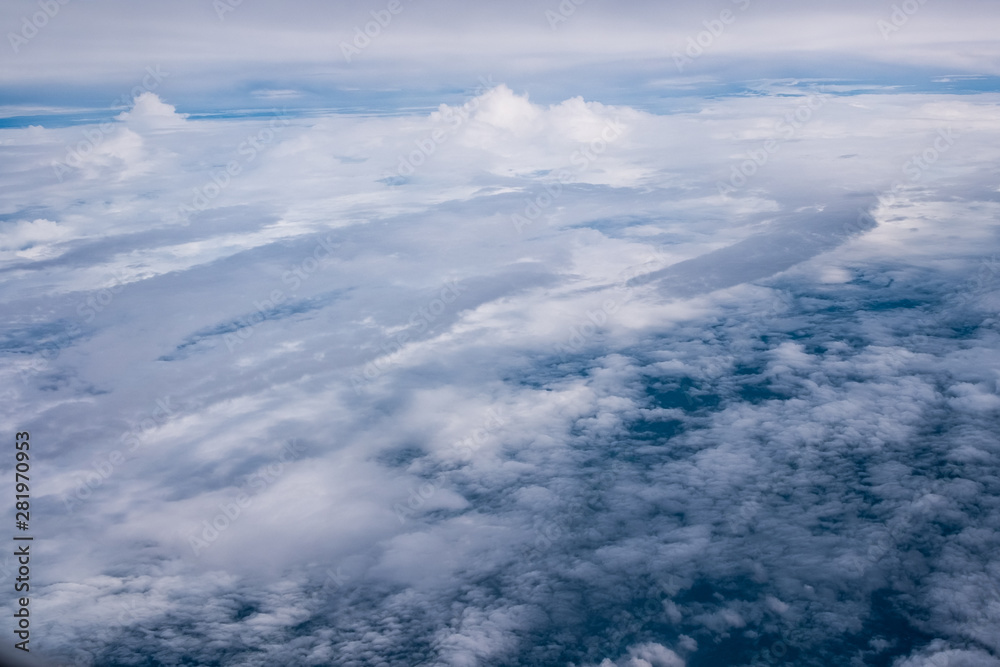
[[2, 1, 1000, 666]]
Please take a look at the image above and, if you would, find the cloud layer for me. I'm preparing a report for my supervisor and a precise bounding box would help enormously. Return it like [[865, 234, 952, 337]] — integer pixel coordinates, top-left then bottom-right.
[[2, 10, 1000, 664]]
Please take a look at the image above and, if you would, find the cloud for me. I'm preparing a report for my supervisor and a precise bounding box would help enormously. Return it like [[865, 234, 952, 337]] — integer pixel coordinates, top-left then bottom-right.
[[1, 60, 1000, 667], [894, 642, 1000, 667], [0, 218, 72, 260], [593, 642, 687, 667], [115, 91, 187, 130], [3, 0, 999, 114]]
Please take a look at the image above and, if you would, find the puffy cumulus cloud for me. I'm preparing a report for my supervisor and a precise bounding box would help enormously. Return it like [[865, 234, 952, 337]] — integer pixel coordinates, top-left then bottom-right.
[[0, 218, 73, 261], [593, 642, 687, 667], [2, 77, 1000, 666], [894, 642, 1000, 667], [115, 92, 188, 130], [389, 83, 648, 187]]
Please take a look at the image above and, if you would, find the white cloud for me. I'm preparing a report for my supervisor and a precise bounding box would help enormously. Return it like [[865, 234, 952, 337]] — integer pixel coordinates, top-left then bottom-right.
[[2, 75, 1000, 666], [115, 91, 188, 130]]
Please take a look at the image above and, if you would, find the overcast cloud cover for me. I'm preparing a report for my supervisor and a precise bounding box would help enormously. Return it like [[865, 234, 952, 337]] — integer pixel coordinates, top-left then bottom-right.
[[2, 1, 1000, 665]]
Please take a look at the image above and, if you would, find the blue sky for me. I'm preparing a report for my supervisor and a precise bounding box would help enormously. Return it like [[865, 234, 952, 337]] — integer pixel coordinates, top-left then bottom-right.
[[2, 1, 1000, 666]]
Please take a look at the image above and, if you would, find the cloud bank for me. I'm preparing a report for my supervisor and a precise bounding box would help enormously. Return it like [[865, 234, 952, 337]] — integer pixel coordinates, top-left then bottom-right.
[[1, 3, 1000, 665]]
